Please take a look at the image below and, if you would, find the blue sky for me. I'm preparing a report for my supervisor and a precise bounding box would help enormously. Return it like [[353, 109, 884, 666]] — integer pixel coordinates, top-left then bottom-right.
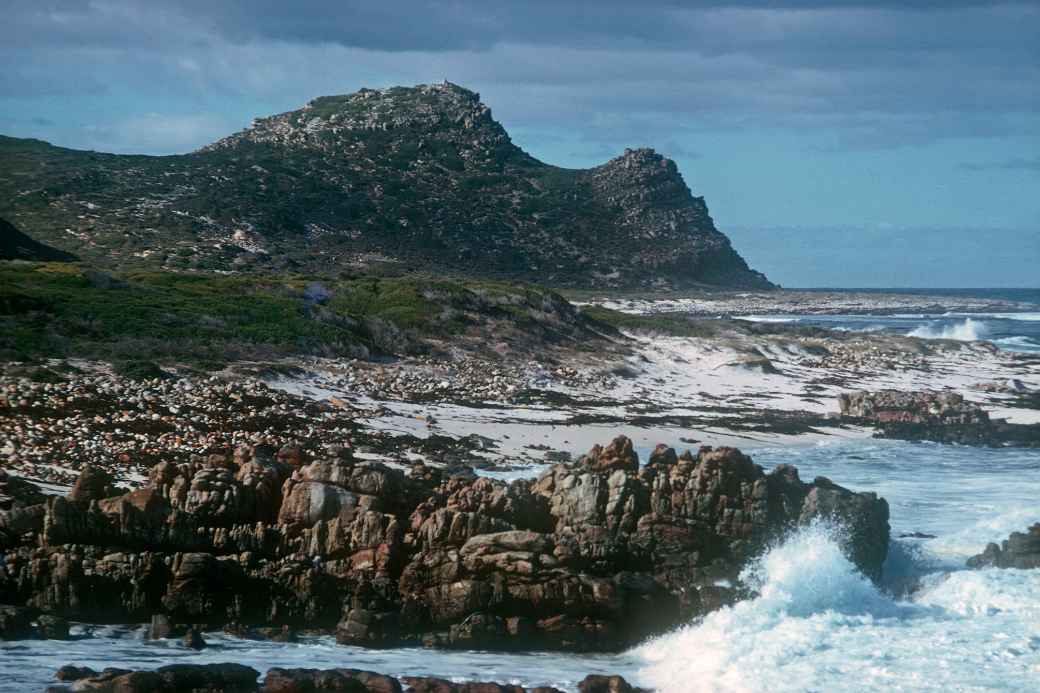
[[2, 1, 1038, 287]]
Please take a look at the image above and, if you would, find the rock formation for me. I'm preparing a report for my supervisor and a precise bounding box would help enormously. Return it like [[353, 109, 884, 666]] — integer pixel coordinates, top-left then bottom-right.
[[838, 389, 1040, 447], [48, 664, 649, 693], [967, 523, 1040, 569], [0, 436, 888, 651]]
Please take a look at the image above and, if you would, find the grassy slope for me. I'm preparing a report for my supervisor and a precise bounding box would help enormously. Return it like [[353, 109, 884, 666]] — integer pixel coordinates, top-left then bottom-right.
[[0, 263, 601, 367]]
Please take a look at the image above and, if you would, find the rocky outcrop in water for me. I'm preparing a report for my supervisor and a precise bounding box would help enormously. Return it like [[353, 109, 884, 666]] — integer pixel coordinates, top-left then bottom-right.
[[838, 389, 1040, 447], [967, 523, 1040, 569], [0, 436, 888, 651], [49, 664, 648, 693]]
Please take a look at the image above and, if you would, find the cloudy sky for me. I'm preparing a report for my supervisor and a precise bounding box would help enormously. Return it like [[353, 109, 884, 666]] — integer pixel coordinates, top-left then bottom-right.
[[3, 1, 1038, 286]]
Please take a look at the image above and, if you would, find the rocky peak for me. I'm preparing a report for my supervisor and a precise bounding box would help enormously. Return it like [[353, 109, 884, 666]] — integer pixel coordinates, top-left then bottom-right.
[[202, 81, 511, 155]]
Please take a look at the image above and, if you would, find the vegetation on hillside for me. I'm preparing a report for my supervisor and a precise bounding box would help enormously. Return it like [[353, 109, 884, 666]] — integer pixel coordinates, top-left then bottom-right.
[[0, 263, 606, 368]]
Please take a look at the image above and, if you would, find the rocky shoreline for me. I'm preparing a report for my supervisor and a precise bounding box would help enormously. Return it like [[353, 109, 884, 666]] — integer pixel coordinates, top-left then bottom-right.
[[0, 435, 888, 652], [47, 663, 646, 693]]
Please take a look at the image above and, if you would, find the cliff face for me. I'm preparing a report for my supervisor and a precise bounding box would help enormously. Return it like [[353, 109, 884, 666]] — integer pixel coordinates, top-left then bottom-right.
[[0, 83, 772, 289]]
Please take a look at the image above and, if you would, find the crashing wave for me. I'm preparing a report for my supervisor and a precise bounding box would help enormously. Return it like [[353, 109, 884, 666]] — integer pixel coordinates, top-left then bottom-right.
[[907, 318, 988, 341]]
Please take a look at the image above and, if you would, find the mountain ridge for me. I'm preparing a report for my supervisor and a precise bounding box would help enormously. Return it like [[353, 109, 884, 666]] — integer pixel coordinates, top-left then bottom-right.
[[0, 82, 772, 290]]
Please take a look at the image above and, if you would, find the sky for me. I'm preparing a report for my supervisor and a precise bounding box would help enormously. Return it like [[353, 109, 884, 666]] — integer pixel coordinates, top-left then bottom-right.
[[2, 1, 1038, 287]]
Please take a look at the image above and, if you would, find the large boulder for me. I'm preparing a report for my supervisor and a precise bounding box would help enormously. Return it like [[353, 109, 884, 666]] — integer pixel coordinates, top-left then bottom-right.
[[279, 482, 359, 526]]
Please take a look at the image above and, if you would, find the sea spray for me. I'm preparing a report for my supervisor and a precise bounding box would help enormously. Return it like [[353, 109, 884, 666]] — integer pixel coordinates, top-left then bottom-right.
[[635, 523, 904, 692], [908, 317, 988, 341], [634, 521, 1040, 692]]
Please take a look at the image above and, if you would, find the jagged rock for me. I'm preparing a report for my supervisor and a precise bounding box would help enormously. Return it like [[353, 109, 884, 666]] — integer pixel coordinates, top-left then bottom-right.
[[838, 389, 1040, 447], [2, 436, 888, 652], [967, 523, 1040, 569], [580, 436, 639, 473], [69, 466, 117, 503]]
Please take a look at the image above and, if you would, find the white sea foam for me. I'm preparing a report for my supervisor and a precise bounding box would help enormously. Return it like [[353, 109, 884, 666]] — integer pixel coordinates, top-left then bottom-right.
[[738, 315, 797, 323], [907, 317, 989, 341], [636, 524, 1040, 692]]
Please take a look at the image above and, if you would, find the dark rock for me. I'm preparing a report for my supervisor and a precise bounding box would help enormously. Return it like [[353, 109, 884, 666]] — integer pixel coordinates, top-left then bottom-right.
[[0, 468, 49, 511], [967, 523, 1040, 569], [0, 604, 36, 639], [577, 675, 650, 693], [262, 668, 379, 692], [62, 663, 260, 692], [56, 665, 99, 681], [646, 445, 677, 467], [36, 614, 71, 639], [184, 626, 207, 649]]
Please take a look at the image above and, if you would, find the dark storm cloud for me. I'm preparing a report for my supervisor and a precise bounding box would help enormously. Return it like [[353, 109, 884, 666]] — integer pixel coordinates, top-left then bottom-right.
[[2, 0, 1038, 152]]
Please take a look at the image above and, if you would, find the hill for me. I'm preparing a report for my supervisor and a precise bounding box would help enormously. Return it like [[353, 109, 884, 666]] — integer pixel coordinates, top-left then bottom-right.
[[0, 82, 771, 290]]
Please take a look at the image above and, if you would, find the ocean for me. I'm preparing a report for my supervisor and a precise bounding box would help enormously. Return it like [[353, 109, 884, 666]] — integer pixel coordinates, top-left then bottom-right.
[[748, 288, 1040, 353]]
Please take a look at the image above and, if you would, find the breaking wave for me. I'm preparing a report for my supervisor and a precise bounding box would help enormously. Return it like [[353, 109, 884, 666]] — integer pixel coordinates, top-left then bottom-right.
[[907, 317, 988, 341], [634, 523, 1040, 692]]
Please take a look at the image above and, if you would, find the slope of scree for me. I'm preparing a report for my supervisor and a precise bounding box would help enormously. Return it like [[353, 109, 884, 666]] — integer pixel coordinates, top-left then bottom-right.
[[0, 82, 771, 290]]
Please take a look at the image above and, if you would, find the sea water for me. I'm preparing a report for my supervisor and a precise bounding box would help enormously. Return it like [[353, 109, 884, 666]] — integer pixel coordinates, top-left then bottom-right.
[[4, 439, 1039, 692]]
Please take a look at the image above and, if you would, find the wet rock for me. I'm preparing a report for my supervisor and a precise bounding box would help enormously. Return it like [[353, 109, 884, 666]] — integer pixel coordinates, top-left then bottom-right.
[[56, 665, 99, 681], [60, 662, 260, 692], [148, 614, 173, 639], [577, 675, 650, 693], [0, 604, 35, 639], [184, 626, 207, 649], [36, 614, 71, 639], [967, 523, 1040, 569], [262, 667, 401, 692]]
